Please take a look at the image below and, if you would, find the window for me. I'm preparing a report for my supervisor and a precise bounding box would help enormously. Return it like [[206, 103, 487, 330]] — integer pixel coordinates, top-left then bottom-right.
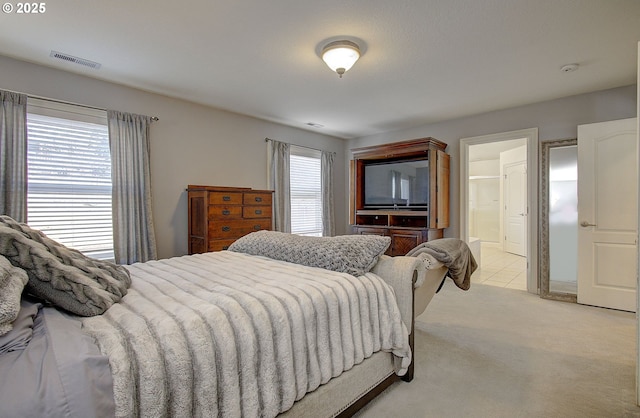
[[26, 99, 113, 260], [290, 145, 322, 236]]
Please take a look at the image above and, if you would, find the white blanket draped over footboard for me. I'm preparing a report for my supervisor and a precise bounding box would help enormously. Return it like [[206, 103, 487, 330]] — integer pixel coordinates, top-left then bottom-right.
[[82, 251, 410, 418]]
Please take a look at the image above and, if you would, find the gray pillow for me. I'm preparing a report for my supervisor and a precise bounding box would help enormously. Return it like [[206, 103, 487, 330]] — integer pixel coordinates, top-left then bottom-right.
[[228, 230, 391, 276], [0, 215, 131, 317], [0, 255, 28, 336]]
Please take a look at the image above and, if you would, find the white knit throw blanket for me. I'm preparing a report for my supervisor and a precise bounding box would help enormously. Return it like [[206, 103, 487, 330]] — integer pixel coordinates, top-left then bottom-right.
[[82, 251, 410, 418]]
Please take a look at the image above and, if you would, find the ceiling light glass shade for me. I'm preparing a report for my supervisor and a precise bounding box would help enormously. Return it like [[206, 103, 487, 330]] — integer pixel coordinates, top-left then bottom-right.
[[322, 40, 360, 77]]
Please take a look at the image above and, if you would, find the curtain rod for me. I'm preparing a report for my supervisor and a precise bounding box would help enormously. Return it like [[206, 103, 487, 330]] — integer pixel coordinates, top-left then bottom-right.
[[2, 88, 159, 121], [264, 137, 336, 155], [29, 94, 160, 121]]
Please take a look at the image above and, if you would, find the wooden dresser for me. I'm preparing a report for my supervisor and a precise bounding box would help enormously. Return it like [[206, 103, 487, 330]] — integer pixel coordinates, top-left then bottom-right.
[[187, 185, 274, 254]]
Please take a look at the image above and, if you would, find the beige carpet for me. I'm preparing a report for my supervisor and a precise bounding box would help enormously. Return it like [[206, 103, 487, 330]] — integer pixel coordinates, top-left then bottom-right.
[[355, 281, 639, 418]]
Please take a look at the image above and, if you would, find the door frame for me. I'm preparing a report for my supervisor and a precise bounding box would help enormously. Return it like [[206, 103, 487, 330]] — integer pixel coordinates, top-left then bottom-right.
[[460, 128, 539, 293], [635, 41, 639, 407]]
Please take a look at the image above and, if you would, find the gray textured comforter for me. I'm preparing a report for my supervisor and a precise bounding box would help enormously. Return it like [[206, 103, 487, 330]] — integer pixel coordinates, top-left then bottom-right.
[[82, 251, 411, 418]]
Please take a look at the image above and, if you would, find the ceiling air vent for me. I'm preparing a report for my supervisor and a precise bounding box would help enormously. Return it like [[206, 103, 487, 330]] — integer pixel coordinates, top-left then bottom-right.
[[49, 50, 101, 69]]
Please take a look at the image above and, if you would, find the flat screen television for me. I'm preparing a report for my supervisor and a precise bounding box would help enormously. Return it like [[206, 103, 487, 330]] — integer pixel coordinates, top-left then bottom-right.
[[363, 159, 429, 209]]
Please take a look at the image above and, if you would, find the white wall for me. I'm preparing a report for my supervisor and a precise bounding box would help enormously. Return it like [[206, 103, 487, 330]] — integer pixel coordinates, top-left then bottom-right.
[[500, 145, 527, 166], [468, 178, 500, 242], [468, 159, 500, 242], [469, 159, 499, 177], [348, 85, 637, 238], [0, 55, 347, 259]]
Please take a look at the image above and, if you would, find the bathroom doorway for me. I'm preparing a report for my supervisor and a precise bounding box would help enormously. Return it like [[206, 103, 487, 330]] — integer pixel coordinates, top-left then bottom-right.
[[460, 128, 539, 293]]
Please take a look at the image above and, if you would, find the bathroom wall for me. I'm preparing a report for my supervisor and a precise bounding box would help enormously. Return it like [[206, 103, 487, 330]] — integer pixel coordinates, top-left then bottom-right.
[[468, 159, 500, 242]]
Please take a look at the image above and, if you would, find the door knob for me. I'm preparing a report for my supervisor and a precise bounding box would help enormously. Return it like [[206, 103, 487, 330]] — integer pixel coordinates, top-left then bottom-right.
[[580, 221, 596, 227]]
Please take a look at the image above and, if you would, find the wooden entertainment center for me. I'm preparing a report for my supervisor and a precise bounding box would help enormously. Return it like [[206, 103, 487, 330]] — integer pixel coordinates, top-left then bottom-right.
[[350, 137, 450, 256]]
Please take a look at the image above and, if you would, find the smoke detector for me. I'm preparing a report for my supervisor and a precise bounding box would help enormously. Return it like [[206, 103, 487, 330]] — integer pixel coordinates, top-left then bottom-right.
[[560, 63, 579, 73], [50, 50, 101, 69]]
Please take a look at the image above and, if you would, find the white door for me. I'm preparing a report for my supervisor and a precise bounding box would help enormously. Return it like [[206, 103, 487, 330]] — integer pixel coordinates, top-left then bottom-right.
[[577, 118, 638, 312], [504, 162, 527, 256]]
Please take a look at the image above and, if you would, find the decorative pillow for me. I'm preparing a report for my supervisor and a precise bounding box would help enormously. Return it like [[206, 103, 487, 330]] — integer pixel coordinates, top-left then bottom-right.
[[0, 215, 131, 317], [0, 255, 28, 336], [228, 230, 391, 276]]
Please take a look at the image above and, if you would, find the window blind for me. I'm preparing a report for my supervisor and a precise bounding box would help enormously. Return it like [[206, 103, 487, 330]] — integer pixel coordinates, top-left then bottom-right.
[[290, 146, 322, 236], [26, 105, 113, 260]]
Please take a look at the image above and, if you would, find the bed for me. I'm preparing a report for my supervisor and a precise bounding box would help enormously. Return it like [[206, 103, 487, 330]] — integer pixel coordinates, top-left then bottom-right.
[[0, 216, 467, 418]]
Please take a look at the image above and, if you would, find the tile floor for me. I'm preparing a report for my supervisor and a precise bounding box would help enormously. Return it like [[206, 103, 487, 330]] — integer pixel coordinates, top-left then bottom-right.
[[471, 242, 527, 291]]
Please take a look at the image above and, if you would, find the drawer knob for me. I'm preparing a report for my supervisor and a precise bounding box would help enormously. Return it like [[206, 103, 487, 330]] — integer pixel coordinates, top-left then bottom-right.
[[222, 210, 230, 215], [223, 196, 231, 201], [222, 245, 229, 250], [255, 210, 262, 215], [254, 197, 262, 202], [253, 225, 261, 230], [222, 226, 231, 232]]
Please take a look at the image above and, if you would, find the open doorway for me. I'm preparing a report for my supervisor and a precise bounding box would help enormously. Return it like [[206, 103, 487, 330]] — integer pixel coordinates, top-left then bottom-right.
[[460, 128, 539, 294]]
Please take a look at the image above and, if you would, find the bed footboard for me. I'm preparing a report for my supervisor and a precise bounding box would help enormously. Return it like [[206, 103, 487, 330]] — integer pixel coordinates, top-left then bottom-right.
[[414, 265, 449, 318], [370, 255, 424, 332], [280, 255, 446, 417]]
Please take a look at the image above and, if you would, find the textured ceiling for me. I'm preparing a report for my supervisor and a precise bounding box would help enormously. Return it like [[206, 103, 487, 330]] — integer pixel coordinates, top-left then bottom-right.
[[0, 0, 638, 139]]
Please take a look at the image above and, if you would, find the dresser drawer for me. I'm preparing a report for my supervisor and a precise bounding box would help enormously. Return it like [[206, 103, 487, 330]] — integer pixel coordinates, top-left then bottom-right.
[[207, 239, 237, 252], [242, 205, 271, 219], [208, 205, 242, 220], [209, 219, 272, 238], [209, 192, 242, 205], [243, 192, 272, 206]]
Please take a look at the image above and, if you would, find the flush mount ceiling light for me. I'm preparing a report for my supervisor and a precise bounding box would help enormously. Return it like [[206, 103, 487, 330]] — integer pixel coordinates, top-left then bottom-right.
[[321, 40, 361, 78]]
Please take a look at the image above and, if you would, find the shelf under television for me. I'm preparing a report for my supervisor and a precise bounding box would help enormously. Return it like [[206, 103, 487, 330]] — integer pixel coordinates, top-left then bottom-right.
[[355, 209, 429, 229], [356, 209, 428, 217]]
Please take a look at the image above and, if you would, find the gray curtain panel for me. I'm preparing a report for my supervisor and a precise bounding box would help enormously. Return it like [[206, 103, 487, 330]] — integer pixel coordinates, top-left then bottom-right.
[[321, 150, 335, 236], [107, 110, 157, 264], [267, 139, 291, 233], [0, 90, 27, 222]]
